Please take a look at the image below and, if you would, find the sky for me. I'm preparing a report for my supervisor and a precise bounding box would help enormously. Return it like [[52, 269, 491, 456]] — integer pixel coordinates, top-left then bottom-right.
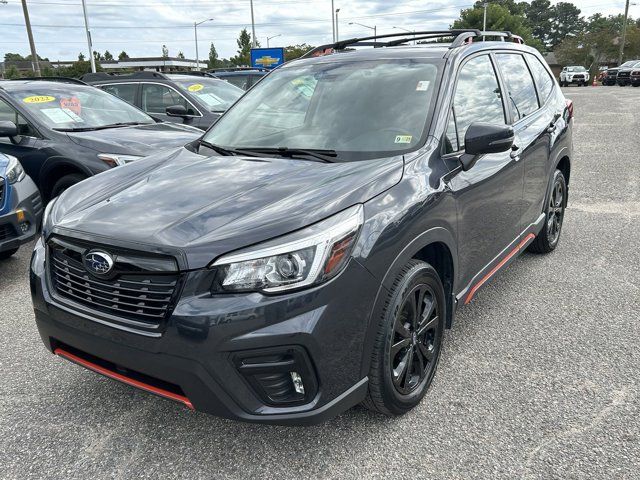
[[0, 0, 637, 62]]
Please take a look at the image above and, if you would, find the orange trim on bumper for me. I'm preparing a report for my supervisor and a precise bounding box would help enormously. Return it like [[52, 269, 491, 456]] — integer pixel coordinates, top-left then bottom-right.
[[54, 347, 194, 410]]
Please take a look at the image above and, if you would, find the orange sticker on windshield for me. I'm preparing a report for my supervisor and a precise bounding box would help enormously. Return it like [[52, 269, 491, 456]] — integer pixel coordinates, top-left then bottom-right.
[[60, 96, 81, 115]]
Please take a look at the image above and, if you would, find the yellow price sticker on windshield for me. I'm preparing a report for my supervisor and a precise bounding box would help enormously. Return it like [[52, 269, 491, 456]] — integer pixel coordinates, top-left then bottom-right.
[[395, 135, 413, 144], [23, 95, 56, 104], [188, 84, 204, 92]]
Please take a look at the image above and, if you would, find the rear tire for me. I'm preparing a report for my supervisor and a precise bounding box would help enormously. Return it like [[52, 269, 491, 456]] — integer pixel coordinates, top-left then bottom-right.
[[50, 173, 86, 199], [529, 169, 567, 254], [0, 248, 19, 260], [362, 260, 445, 416]]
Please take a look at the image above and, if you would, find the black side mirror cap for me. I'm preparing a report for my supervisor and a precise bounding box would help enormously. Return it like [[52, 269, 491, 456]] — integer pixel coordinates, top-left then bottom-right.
[[460, 123, 515, 171], [0, 120, 18, 138], [166, 104, 189, 117]]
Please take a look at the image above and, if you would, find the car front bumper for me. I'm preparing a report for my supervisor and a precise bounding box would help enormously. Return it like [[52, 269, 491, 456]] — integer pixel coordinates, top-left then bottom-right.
[[0, 175, 42, 253], [30, 237, 380, 425]]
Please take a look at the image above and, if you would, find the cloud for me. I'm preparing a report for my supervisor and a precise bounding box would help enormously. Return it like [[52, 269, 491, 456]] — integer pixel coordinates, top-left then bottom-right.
[[0, 0, 634, 62]]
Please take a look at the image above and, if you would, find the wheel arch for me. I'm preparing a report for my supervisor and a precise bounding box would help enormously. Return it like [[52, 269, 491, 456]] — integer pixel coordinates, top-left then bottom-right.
[[359, 227, 458, 378], [39, 158, 92, 200]]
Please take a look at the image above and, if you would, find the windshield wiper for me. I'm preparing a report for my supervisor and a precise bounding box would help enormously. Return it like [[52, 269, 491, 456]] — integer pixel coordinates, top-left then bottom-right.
[[199, 139, 265, 157], [53, 121, 151, 132], [236, 147, 338, 163]]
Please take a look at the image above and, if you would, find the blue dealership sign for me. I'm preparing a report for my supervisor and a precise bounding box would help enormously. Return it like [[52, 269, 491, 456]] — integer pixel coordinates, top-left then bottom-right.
[[251, 47, 285, 69]]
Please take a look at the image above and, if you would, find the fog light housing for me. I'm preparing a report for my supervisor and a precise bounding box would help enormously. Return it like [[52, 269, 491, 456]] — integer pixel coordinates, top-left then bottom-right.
[[233, 346, 318, 407], [19, 221, 30, 234]]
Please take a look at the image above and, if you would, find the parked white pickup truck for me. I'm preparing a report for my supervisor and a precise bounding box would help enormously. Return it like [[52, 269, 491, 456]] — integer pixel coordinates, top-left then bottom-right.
[[560, 66, 590, 87]]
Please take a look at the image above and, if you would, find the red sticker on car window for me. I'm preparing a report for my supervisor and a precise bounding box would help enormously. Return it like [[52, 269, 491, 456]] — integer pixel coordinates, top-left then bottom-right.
[[60, 97, 81, 115]]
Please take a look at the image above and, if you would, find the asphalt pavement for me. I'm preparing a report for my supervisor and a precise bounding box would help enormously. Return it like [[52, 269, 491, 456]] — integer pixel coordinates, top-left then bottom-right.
[[1, 86, 638, 479]]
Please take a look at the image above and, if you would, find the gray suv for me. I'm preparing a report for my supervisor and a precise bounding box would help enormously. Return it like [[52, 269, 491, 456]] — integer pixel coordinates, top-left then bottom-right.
[[31, 30, 574, 424]]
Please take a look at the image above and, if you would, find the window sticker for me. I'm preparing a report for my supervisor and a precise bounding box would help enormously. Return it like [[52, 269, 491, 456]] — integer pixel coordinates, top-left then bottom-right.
[[59, 96, 81, 115], [23, 95, 56, 104], [395, 135, 413, 144], [416, 81, 431, 91], [41, 107, 84, 124], [188, 84, 204, 92]]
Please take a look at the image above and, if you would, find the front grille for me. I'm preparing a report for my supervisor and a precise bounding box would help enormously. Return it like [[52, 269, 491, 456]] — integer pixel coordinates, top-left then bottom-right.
[[32, 194, 43, 218], [0, 224, 16, 241], [618, 72, 631, 78], [573, 75, 585, 80], [48, 238, 180, 328]]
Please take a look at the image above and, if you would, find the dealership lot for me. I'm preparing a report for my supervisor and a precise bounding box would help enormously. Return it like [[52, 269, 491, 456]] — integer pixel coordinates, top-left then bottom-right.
[[1, 86, 638, 479]]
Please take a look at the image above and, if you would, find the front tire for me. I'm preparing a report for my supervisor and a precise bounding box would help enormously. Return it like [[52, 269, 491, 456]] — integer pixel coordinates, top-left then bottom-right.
[[362, 260, 445, 416], [0, 248, 19, 260], [529, 169, 567, 254], [50, 173, 86, 199]]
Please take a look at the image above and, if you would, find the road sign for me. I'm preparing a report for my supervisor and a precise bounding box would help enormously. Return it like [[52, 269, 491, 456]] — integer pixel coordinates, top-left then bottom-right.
[[251, 47, 285, 69]]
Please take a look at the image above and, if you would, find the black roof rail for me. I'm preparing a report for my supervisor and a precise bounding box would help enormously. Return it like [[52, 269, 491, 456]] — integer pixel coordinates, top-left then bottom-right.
[[167, 71, 217, 77], [208, 67, 269, 73], [80, 71, 169, 82], [12, 76, 88, 85], [301, 29, 525, 58]]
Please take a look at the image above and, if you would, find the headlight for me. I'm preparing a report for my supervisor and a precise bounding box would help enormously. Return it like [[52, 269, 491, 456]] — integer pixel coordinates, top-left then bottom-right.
[[212, 205, 364, 293], [97, 153, 143, 168], [5, 155, 25, 184]]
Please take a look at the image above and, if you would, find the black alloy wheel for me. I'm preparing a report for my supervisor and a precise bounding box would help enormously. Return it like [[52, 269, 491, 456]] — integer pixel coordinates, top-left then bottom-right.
[[363, 260, 445, 416], [391, 284, 440, 395], [529, 169, 567, 254]]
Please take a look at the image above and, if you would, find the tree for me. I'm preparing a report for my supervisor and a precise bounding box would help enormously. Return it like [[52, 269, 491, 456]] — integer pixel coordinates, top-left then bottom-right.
[[4, 53, 25, 62], [177, 51, 185, 59], [230, 28, 259, 66], [93, 50, 102, 64], [162, 45, 169, 58], [473, 0, 527, 16], [5, 65, 20, 79], [103, 50, 114, 61], [524, 0, 554, 48], [207, 43, 219, 69], [548, 2, 585, 48], [78, 52, 85, 62], [453, 4, 543, 50], [284, 44, 314, 61], [118, 50, 129, 60]]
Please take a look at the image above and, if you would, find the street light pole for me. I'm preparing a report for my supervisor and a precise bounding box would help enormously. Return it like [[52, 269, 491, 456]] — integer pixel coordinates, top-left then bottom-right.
[[21, 0, 41, 76], [348, 21, 376, 41], [335, 9, 341, 41], [250, 0, 257, 48], [618, 0, 631, 65], [194, 18, 214, 71], [267, 34, 281, 48], [393, 26, 415, 45], [331, 0, 335, 42], [80, 0, 96, 73], [482, 2, 488, 41]]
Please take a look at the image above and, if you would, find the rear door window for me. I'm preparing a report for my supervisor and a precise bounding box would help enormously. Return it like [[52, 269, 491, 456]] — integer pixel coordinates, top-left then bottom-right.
[[526, 55, 555, 105], [495, 54, 540, 122], [101, 83, 138, 106]]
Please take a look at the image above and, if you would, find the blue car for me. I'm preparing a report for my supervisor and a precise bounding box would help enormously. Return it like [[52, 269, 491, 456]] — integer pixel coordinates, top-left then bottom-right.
[[0, 153, 42, 259]]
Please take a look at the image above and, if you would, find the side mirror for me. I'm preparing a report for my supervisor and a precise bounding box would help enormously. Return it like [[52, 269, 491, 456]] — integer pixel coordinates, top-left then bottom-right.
[[166, 104, 189, 117], [0, 121, 18, 138], [460, 123, 515, 171]]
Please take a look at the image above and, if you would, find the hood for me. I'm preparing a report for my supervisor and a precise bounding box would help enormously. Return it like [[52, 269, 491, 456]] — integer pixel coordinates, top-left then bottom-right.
[[51, 148, 404, 269], [66, 122, 201, 155]]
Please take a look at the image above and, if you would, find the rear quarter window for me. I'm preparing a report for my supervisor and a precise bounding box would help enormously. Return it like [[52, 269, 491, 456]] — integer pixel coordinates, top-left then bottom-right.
[[527, 55, 555, 104], [495, 53, 540, 122]]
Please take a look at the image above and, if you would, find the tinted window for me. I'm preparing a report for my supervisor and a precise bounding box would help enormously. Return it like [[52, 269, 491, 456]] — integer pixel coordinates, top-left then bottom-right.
[[0, 98, 39, 137], [448, 55, 506, 151], [101, 83, 137, 105], [528, 55, 554, 103], [170, 77, 243, 112], [496, 54, 539, 121], [223, 75, 249, 90], [141, 84, 194, 115]]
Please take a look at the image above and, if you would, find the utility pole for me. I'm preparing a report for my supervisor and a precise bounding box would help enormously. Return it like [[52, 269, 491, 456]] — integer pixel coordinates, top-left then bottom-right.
[[618, 0, 631, 65], [21, 0, 41, 76], [331, 0, 335, 42], [250, 0, 257, 48], [482, 2, 488, 41], [194, 18, 214, 71], [81, 0, 96, 73]]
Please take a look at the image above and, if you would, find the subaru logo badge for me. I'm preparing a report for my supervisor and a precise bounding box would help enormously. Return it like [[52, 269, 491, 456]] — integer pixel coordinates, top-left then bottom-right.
[[84, 250, 114, 276]]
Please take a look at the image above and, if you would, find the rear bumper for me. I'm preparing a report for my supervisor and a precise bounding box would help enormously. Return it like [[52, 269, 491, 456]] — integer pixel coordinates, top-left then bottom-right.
[[30, 237, 377, 425], [0, 175, 42, 253]]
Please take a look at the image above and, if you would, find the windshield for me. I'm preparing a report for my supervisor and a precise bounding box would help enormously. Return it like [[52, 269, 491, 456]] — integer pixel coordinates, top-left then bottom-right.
[[7, 84, 154, 130], [203, 59, 441, 161], [170, 76, 244, 112], [566, 67, 586, 72]]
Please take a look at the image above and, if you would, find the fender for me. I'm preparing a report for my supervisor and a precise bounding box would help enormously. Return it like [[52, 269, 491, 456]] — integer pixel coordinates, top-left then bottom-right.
[[358, 226, 458, 378], [38, 156, 96, 193]]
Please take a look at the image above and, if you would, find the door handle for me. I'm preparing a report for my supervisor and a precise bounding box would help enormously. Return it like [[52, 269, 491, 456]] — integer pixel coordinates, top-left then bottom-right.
[[510, 145, 521, 161]]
